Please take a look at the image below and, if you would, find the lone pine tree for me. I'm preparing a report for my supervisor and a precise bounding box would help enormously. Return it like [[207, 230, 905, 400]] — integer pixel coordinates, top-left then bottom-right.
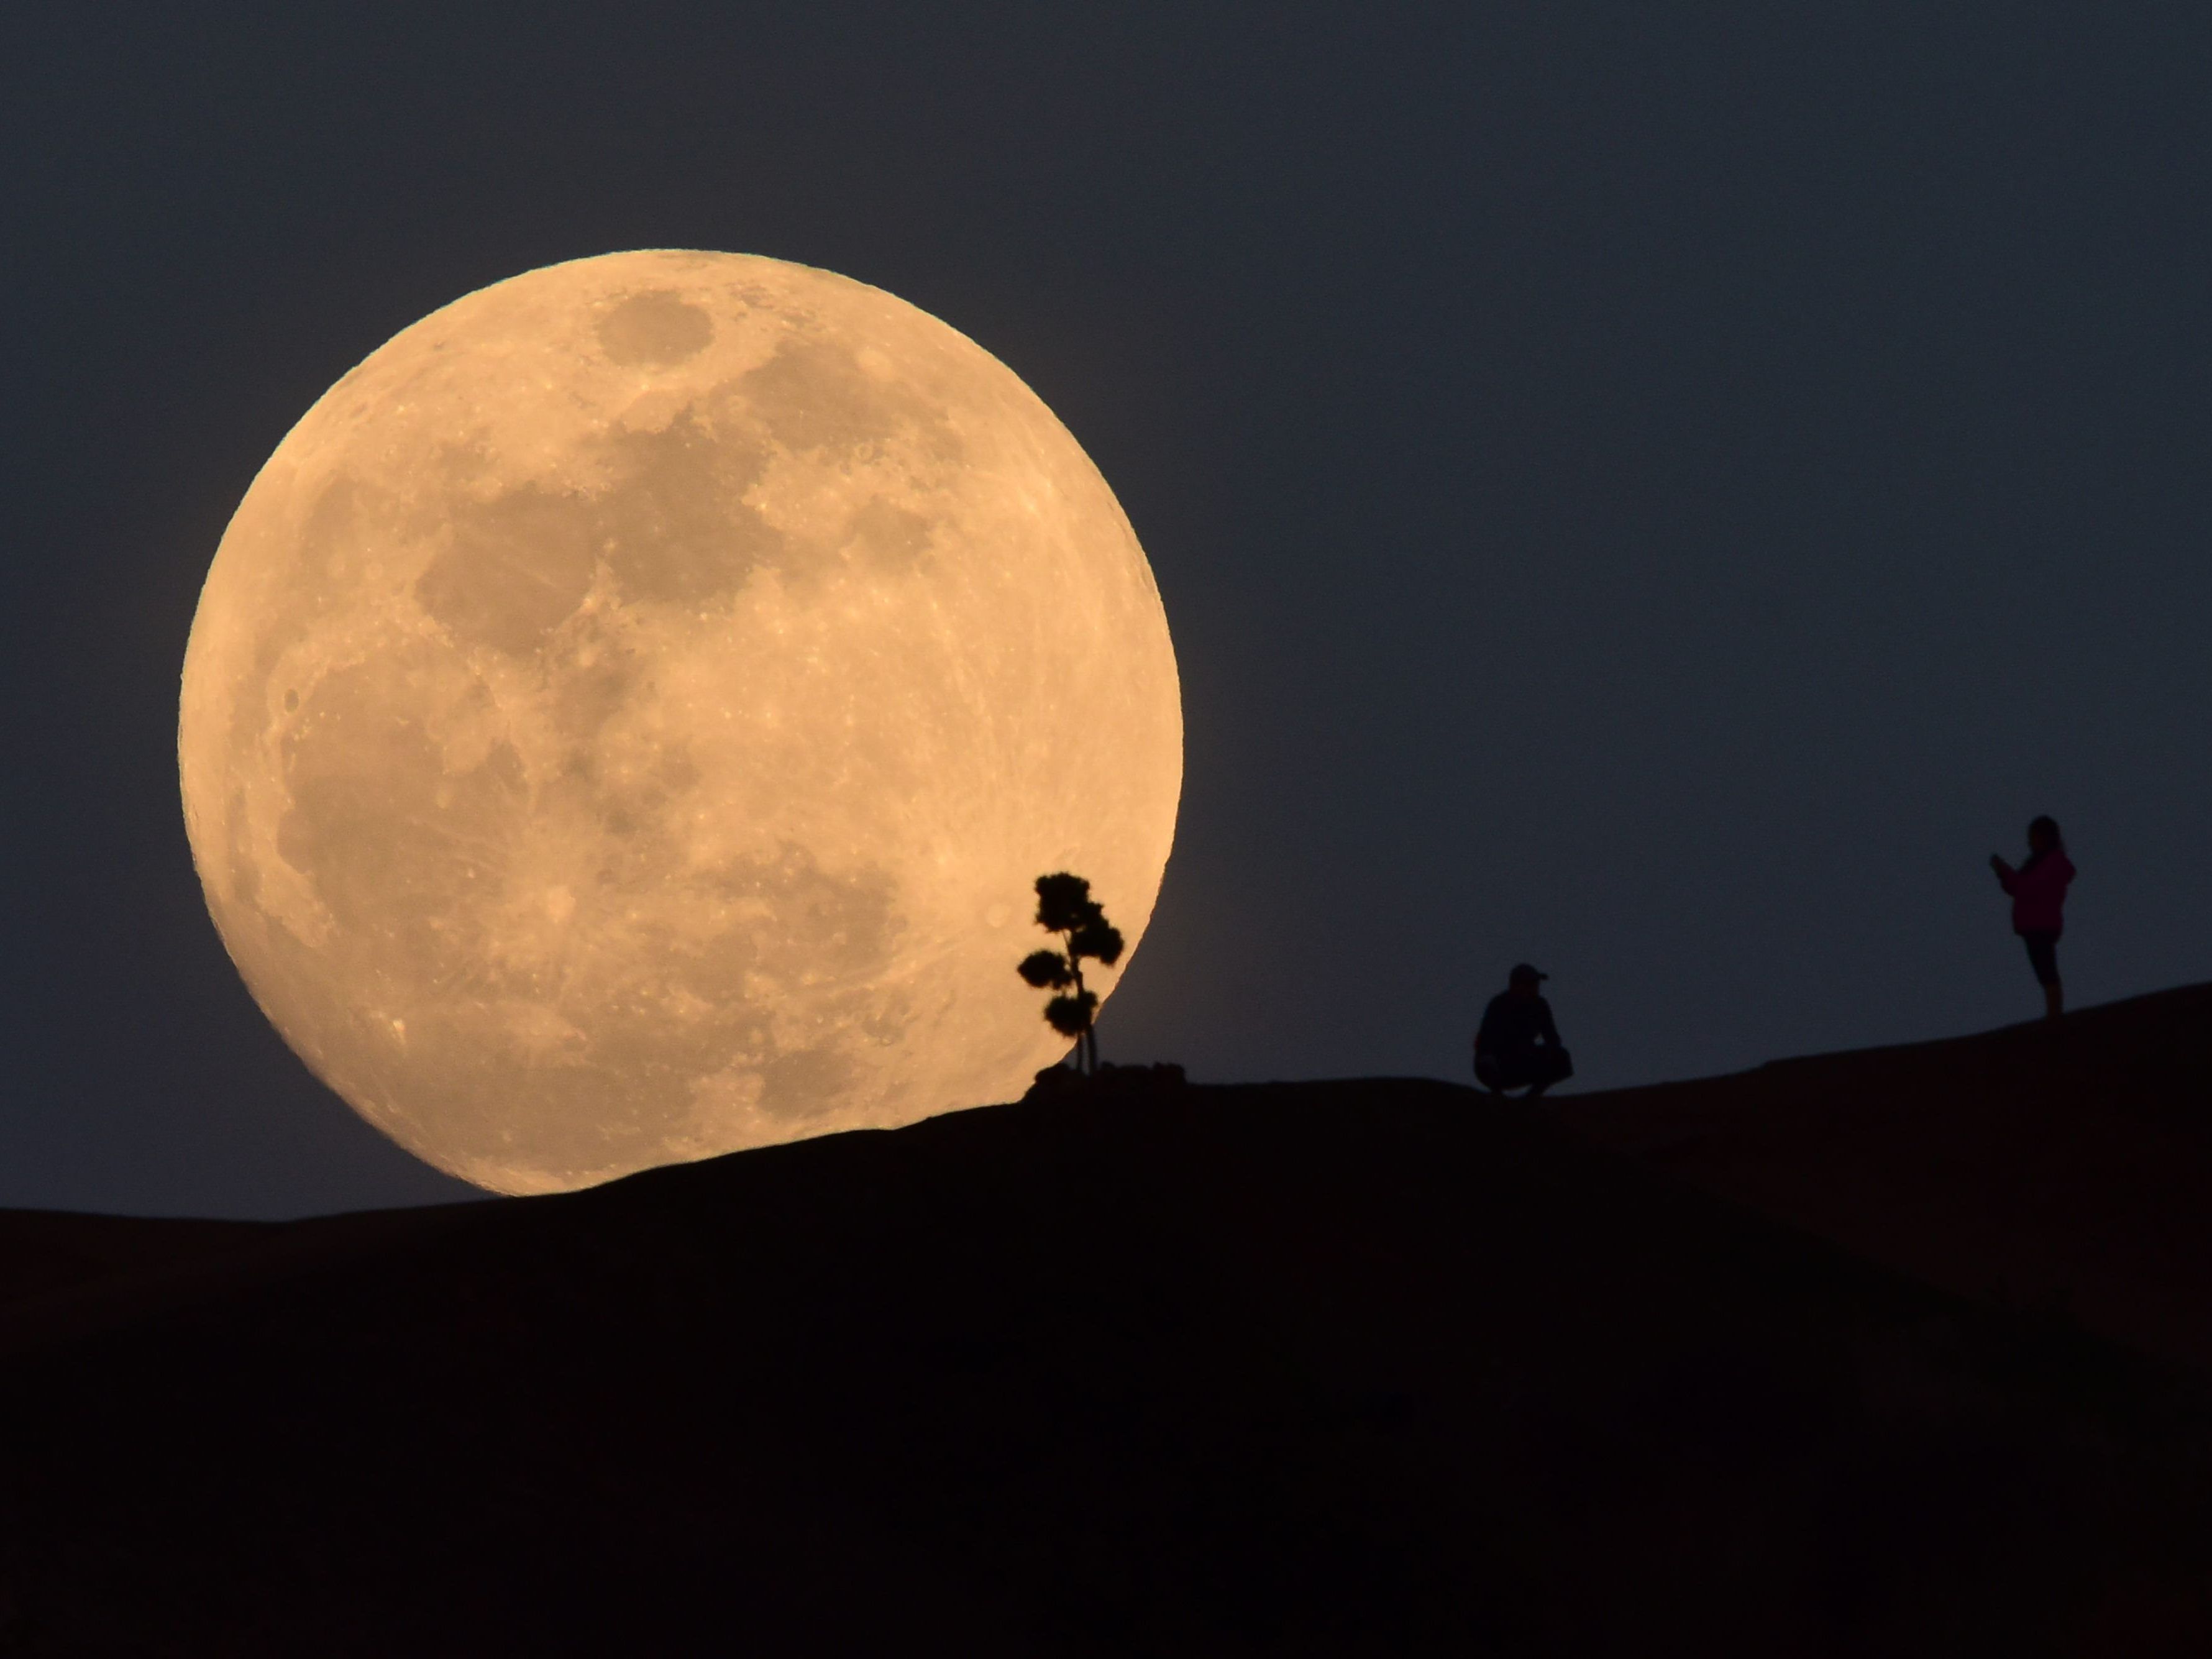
[[1016, 872, 1124, 1077]]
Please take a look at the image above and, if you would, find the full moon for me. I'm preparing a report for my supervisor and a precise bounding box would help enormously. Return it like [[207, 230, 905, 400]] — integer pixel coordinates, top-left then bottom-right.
[[179, 251, 1181, 1195]]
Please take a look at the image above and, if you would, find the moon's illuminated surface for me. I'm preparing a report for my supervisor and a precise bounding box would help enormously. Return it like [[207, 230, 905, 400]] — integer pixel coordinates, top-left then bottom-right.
[[179, 251, 1181, 1194]]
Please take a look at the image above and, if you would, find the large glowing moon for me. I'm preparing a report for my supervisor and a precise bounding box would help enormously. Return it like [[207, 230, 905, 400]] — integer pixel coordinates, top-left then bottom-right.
[[179, 251, 1181, 1194]]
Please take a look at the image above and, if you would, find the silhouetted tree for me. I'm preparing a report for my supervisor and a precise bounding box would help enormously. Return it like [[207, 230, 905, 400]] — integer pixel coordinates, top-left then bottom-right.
[[1016, 872, 1124, 1077]]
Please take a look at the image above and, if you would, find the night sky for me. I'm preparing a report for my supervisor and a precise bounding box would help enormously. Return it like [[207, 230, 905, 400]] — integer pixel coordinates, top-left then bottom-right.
[[6, 5, 2208, 1217]]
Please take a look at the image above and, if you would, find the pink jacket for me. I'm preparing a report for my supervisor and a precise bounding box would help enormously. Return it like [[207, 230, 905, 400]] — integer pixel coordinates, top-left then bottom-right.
[[1999, 850, 2075, 935]]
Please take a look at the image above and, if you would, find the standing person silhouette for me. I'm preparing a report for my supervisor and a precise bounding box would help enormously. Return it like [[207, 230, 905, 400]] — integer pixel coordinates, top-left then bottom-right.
[[1474, 964, 1574, 1098], [1991, 815, 2075, 1023]]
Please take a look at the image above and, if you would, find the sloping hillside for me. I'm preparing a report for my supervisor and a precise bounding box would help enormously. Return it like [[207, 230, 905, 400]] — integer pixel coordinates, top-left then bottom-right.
[[1, 1066, 2210, 1653], [1565, 983, 2212, 1372]]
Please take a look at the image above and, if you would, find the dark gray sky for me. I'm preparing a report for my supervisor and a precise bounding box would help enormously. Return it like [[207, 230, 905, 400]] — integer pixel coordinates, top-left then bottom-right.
[[5, 4, 2208, 1217]]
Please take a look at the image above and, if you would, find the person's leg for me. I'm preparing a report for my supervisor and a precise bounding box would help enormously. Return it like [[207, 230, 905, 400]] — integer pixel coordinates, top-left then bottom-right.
[[1474, 1053, 1506, 1095], [2024, 933, 2062, 1021], [1491, 1058, 1540, 1095], [1524, 1048, 1573, 1099]]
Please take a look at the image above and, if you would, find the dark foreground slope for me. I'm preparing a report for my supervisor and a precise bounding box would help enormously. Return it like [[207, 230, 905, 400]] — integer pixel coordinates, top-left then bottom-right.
[[4, 1077, 2212, 1655], [1566, 983, 2212, 1373]]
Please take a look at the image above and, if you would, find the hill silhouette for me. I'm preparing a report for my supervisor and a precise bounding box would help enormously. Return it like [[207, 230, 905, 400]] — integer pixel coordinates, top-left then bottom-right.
[[2, 1000, 2212, 1653], [1565, 982, 2212, 1373]]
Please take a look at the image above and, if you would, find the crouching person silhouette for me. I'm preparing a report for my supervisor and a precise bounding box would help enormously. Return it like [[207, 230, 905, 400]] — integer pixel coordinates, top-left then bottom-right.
[[1474, 964, 1574, 1098]]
